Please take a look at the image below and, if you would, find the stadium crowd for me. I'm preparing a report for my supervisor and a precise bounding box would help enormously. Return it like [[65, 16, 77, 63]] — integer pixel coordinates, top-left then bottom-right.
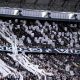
[[0, 19, 80, 80], [0, 53, 80, 80], [0, 19, 80, 48], [0, 53, 38, 80]]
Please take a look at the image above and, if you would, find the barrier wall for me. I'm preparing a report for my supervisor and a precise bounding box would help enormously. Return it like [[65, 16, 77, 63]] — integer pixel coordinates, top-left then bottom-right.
[[0, 7, 80, 19], [0, 45, 80, 54]]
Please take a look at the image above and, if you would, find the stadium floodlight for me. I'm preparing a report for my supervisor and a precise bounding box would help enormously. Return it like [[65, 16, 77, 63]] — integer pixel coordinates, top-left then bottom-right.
[[13, 9, 19, 15], [68, 13, 74, 19], [42, 11, 48, 17], [69, 13, 78, 20], [13, 9, 22, 16], [42, 11, 51, 18]]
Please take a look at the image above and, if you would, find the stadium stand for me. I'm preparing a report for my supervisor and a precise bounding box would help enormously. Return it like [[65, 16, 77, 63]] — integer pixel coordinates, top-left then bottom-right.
[[0, 0, 80, 79], [0, 16, 79, 80], [0, 53, 80, 80], [0, 18, 80, 49]]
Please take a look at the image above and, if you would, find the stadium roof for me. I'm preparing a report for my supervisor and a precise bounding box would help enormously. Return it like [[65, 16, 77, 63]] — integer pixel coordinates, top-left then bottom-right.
[[0, 0, 80, 12]]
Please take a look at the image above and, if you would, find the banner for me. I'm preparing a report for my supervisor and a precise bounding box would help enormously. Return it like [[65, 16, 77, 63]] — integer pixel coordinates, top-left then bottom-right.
[[0, 45, 80, 54]]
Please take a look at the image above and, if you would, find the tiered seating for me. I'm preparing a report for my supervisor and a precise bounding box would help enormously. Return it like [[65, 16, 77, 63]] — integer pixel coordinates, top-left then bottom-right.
[[27, 54, 80, 80], [0, 53, 38, 80], [0, 52, 80, 80], [0, 19, 79, 48], [0, 18, 80, 80]]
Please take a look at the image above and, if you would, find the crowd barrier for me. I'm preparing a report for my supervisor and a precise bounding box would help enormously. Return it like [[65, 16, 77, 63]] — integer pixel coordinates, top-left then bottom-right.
[[0, 45, 80, 54]]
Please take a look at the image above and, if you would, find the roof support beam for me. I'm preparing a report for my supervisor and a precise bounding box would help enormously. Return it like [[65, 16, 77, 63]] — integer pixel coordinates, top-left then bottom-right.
[[0, 0, 80, 12], [48, 0, 55, 10], [61, 0, 68, 11], [74, 0, 80, 11], [34, 0, 38, 5], [77, 3, 80, 12], [3, 0, 9, 6], [48, 0, 53, 6], [74, 0, 80, 8], [19, 0, 26, 8], [61, 0, 67, 7], [33, 0, 38, 8]]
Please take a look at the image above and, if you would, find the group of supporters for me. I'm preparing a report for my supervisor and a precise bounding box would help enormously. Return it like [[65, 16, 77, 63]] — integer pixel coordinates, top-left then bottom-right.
[[0, 53, 80, 80], [0, 19, 80, 80], [0, 19, 80, 48], [0, 53, 38, 80], [27, 54, 80, 80]]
